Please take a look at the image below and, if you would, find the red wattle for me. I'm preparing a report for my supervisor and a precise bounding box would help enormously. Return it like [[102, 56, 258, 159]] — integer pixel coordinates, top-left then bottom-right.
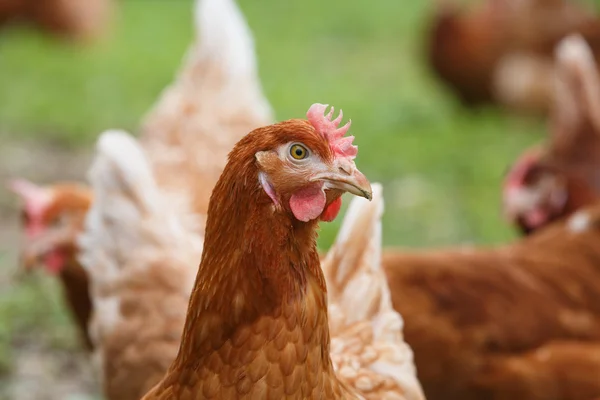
[[320, 197, 342, 222], [44, 249, 67, 275]]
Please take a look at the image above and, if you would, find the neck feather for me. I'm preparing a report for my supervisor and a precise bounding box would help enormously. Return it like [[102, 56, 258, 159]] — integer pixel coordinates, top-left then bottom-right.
[[174, 151, 331, 370]]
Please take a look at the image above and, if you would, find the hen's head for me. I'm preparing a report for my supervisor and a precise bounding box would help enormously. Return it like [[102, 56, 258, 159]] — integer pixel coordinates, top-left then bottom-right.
[[502, 146, 568, 234], [9, 179, 92, 274], [228, 103, 371, 224]]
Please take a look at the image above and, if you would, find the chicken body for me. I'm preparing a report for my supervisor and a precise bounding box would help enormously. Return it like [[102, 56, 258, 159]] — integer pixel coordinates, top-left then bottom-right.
[[0, 0, 113, 41], [79, 131, 199, 399], [428, 0, 600, 113], [142, 106, 423, 400], [9, 181, 93, 349], [504, 35, 600, 234], [382, 206, 600, 400]]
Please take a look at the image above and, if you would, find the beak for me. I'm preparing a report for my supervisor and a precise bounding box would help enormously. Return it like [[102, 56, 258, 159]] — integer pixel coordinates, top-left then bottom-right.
[[17, 225, 74, 273], [312, 160, 373, 201], [21, 252, 38, 271], [19, 239, 48, 272]]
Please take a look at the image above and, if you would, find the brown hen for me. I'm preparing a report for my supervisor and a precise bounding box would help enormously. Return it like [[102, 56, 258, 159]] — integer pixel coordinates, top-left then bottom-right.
[[139, 104, 424, 399], [9, 179, 93, 349], [504, 34, 600, 234], [427, 0, 600, 113], [0, 0, 113, 41], [383, 204, 600, 400]]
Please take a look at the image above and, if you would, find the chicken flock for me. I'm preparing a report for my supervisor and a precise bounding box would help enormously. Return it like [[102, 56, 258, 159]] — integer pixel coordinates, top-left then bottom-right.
[[7, 0, 600, 399]]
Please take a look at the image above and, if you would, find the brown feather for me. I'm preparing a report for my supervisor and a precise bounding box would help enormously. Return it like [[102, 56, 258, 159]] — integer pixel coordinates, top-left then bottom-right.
[[383, 204, 600, 400]]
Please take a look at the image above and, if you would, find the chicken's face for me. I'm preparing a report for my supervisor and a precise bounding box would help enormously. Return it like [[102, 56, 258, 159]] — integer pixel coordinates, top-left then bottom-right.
[[502, 147, 568, 234], [9, 180, 92, 274], [254, 104, 372, 223]]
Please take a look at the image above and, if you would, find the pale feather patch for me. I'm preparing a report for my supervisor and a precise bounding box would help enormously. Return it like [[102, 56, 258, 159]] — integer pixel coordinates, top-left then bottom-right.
[[78, 130, 201, 364], [568, 211, 591, 233], [139, 0, 273, 226], [258, 172, 279, 206], [194, 0, 256, 80], [232, 292, 245, 322], [323, 184, 425, 399], [555, 34, 600, 132], [493, 52, 555, 110]]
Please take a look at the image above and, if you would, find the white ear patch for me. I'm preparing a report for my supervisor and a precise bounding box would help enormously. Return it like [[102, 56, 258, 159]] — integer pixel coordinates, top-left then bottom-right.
[[258, 172, 279, 206]]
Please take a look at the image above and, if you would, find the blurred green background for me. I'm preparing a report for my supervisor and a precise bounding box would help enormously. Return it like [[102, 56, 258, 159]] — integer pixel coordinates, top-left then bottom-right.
[[0, 0, 545, 398]]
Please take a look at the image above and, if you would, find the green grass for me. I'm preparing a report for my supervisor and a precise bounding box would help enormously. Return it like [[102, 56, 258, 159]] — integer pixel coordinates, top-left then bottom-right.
[[0, 0, 546, 389]]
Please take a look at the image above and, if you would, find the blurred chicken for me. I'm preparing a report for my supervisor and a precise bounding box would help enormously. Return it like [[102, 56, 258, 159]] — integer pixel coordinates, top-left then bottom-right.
[[140, 103, 422, 399], [8, 179, 93, 349], [428, 0, 508, 105], [139, 0, 273, 218], [0, 0, 113, 41], [428, 0, 600, 113], [79, 131, 200, 400], [324, 184, 424, 400], [503, 34, 600, 234], [9, 0, 272, 354], [382, 203, 600, 400]]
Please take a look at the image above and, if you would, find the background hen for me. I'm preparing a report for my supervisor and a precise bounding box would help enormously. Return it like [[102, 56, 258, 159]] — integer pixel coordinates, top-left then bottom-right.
[[79, 130, 200, 400], [0, 0, 113, 41], [382, 203, 600, 400], [503, 35, 600, 235], [427, 0, 600, 114]]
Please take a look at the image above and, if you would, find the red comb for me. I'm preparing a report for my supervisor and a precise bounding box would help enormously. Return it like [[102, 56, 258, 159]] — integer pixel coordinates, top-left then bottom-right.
[[7, 179, 53, 217], [306, 103, 357, 159], [504, 146, 542, 191]]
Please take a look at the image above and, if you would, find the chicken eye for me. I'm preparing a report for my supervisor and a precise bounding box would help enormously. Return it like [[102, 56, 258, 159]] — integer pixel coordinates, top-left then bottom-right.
[[290, 144, 309, 160]]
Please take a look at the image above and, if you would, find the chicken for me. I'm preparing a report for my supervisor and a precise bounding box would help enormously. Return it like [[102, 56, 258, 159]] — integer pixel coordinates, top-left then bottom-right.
[[503, 34, 600, 234], [427, 0, 508, 105], [139, 103, 424, 400], [382, 203, 600, 400], [0, 0, 113, 41], [427, 0, 600, 113], [8, 179, 94, 349], [9, 0, 272, 353], [79, 130, 201, 400]]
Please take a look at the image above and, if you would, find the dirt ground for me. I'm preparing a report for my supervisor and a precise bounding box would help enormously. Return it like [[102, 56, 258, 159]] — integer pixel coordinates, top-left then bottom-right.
[[0, 139, 101, 400]]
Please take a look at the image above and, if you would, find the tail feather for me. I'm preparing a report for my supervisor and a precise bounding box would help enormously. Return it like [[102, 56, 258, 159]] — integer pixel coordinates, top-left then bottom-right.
[[140, 0, 273, 216], [78, 130, 161, 277], [92, 130, 159, 215], [194, 0, 259, 80], [324, 184, 425, 400], [142, 0, 273, 130], [323, 183, 388, 324], [554, 34, 600, 132]]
